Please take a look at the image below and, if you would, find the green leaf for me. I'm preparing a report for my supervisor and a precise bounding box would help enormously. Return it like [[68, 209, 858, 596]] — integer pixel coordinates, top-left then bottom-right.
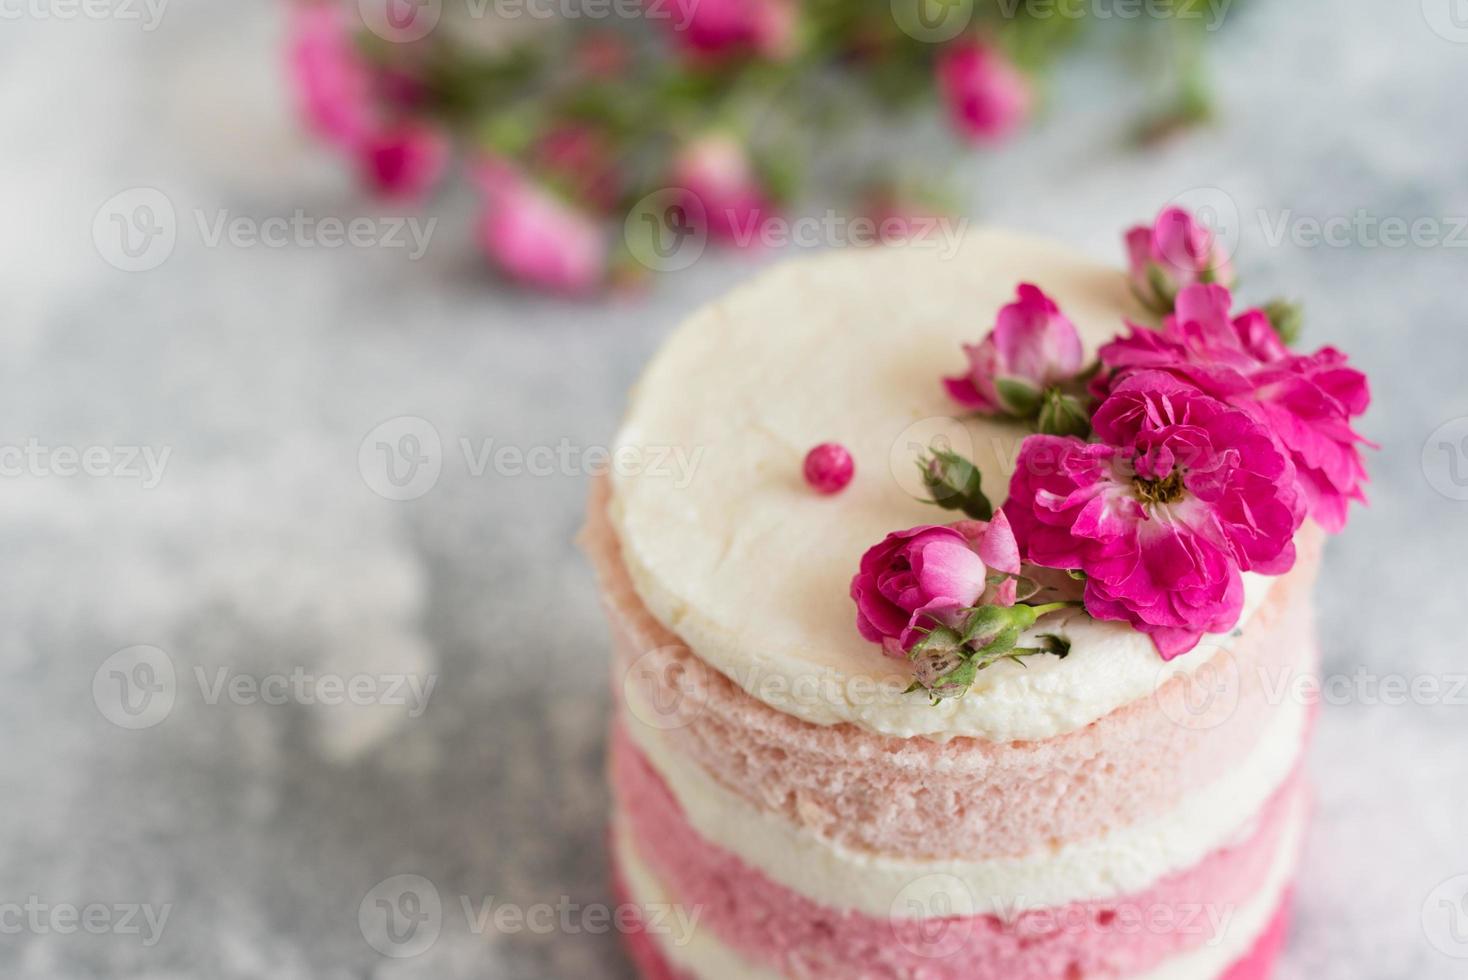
[[1034, 633, 1072, 658]]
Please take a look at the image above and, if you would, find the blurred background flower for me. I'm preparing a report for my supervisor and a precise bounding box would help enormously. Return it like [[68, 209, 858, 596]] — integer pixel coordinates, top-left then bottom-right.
[[285, 0, 1225, 293]]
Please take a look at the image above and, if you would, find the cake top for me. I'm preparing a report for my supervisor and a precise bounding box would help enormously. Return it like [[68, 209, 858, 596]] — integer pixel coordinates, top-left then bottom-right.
[[611, 213, 1370, 741], [610, 230, 1280, 741]]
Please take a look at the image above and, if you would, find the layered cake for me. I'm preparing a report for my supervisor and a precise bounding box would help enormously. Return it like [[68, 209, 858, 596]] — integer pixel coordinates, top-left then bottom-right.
[[587, 213, 1369, 978]]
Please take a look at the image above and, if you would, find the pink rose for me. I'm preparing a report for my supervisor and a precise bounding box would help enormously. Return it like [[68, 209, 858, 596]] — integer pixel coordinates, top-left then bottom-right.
[[474, 160, 606, 295], [670, 134, 774, 246], [287, 3, 374, 148], [1125, 207, 1235, 314], [1005, 371, 1304, 659], [1098, 284, 1371, 532], [356, 122, 449, 201], [936, 41, 1030, 144], [850, 513, 1021, 657], [662, 0, 796, 64], [944, 284, 1086, 415]]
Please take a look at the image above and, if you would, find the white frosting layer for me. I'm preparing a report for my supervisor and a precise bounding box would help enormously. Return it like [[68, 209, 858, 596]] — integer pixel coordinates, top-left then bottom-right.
[[622, 678, 1308, 918], [609, 236, 1276, 742], [614, 798, 1303, 980]]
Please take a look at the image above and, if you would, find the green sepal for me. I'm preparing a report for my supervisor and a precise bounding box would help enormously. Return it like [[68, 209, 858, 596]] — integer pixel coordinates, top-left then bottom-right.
[[1037, 388, 1091, 439], [1142, 263, 1178, 314], [995, 378, 1043, 417], [1011, 575, 1042, 604]]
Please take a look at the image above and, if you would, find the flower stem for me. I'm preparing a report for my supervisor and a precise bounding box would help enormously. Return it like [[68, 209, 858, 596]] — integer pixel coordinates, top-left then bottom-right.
[[1028, 601, 1078, 618]]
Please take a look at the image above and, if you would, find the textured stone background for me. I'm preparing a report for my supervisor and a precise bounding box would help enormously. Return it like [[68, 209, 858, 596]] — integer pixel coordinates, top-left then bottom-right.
[[2, 1, 1467, 977]]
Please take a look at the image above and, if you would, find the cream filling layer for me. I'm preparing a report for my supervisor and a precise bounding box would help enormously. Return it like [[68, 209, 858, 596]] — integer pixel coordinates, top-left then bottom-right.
[[621, 679, 1308, 919], [614, 799, 1303, 980], [609, 237, 1283, 743]]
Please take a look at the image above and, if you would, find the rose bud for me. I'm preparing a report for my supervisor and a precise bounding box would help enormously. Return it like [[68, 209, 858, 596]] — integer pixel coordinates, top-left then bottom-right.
[[904, 626, 973, 702], [1125, 206, 1236, 315], [944, 283, 1086, 418], [1037, 388, 1091, 438], [918, 445, 993, 520]]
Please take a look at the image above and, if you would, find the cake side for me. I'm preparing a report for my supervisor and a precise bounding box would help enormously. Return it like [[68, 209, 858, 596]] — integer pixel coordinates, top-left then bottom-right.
[[587, 478, 1317, 977], [591, 220, 1370, 979], [611, 827, 1301, 980], [591, 475, 1321, 868], [611, 749, 1306, 980]]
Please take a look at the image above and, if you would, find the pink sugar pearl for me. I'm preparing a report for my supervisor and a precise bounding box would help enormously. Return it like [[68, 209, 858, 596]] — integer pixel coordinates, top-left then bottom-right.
[[803, 443, 854, 494]]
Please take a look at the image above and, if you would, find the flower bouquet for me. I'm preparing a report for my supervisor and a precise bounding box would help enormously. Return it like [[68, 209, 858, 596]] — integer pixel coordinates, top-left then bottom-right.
[[851, 206, 1371, 700]]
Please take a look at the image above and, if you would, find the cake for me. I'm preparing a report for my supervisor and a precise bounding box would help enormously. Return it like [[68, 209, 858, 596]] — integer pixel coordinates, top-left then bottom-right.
[[586, 218, 1369, 979]]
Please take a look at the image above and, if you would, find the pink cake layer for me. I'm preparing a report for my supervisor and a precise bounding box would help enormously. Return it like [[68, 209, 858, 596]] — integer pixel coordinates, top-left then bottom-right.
[[612, 868, 1294, 980], [615, 873, 689, 980], [586, 479, 1321, 861], [612, 723, 1303, 980]]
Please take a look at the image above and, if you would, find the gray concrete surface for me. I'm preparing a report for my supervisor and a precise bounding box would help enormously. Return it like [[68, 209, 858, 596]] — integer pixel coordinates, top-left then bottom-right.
[[1, 1, 1466, 976]]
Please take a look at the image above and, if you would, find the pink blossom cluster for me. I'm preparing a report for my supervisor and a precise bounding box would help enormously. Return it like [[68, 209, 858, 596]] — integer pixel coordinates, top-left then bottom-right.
[[1094, 282, 1371, 534], [855, 207, 1370, 668], [285, 2, 1035, 294]]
